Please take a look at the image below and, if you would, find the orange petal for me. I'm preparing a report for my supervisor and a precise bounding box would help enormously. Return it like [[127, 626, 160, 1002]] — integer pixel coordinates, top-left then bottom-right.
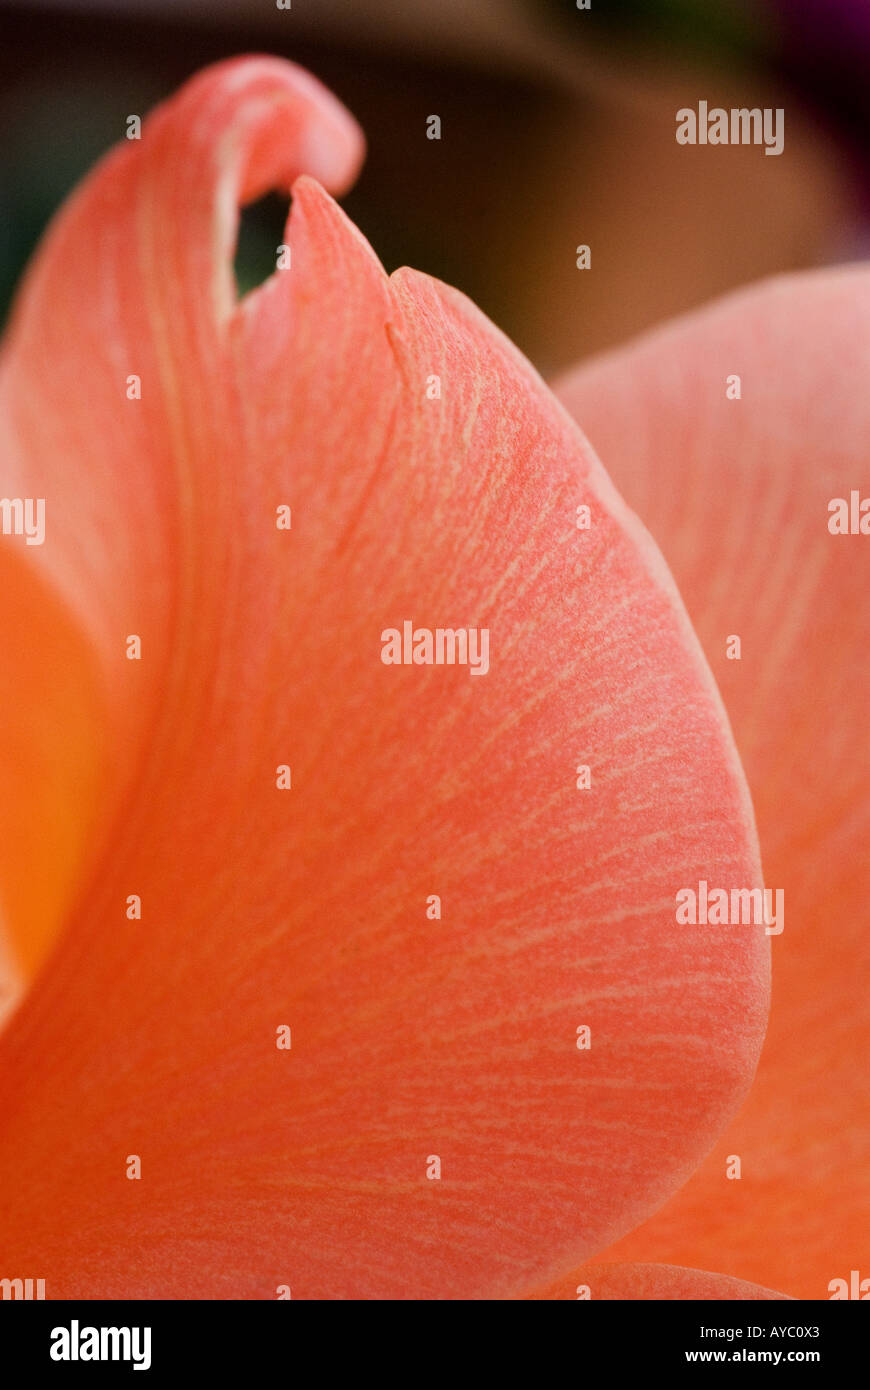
[[526, 1261, 790, 1300], [0, 58, 767, 1298], [556, 267, 870, 1299], [0, 55, 366, 985], [0, 541, 110, 980]]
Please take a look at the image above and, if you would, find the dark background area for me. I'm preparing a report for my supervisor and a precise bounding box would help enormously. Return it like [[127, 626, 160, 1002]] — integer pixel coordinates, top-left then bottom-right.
[[1, 0, 868, 373]]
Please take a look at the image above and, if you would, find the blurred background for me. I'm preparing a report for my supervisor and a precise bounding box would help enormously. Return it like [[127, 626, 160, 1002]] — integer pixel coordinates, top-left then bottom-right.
[[1, 0, 869, 376]]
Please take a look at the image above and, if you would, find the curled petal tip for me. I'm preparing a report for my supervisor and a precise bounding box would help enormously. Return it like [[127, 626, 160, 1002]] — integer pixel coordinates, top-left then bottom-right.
[[128, 55, 366, 326], [167, 55, 365, 199]]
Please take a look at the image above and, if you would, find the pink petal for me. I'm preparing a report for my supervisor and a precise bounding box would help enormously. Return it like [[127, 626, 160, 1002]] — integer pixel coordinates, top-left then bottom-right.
[[556, 267, 870, 1298], [0, 58, 768, 1298]]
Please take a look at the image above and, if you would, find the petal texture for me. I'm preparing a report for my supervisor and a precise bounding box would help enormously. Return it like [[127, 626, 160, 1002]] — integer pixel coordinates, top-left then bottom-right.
[[556, 268, 870, 1299], [526, 1261, 790, 1300], [0, 58, 768, 1298]]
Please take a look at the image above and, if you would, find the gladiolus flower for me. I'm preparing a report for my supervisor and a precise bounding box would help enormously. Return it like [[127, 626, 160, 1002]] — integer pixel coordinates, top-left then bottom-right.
[[0, 55, 858, 1301], [555, 271, 870, 1299]]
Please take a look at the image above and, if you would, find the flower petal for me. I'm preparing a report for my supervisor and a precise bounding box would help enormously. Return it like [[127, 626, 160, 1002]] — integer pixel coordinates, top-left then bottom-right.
[[0, 546, 107, 989], [525, 1261, 790, 1300], [0, 58, 768, 1298], [555, 266, 870, 1298]]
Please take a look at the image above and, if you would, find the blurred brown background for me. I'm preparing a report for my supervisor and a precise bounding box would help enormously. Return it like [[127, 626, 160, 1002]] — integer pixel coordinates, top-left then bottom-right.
[[1, 0, 868, 375]]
